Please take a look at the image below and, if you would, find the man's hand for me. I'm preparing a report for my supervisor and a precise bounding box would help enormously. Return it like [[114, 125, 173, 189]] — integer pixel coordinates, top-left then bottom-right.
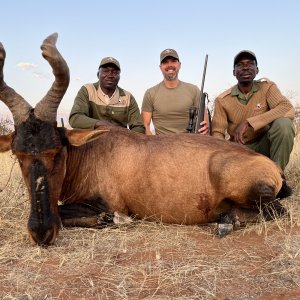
[[235, 120, 250, 144], [145, 128, 153, 135], [198, 120, 209, 135]]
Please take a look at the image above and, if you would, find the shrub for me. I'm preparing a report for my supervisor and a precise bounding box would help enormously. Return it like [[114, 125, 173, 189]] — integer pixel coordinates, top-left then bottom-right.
[[0, 117, 13, 135]]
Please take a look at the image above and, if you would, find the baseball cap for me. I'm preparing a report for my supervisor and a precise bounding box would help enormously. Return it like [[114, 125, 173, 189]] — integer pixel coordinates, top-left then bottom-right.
[[160, 48, 180, 63], [99, 57, 120, 70], [234, 50, 257, 66]]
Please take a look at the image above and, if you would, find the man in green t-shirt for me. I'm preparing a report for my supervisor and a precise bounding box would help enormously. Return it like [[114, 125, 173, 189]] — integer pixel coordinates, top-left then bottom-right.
[[69, 57, 145, 133], [142, 49, 208, 135]]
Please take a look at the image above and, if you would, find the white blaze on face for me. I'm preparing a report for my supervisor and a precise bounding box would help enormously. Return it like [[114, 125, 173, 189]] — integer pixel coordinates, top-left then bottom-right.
[[35, 176, 45, 191]]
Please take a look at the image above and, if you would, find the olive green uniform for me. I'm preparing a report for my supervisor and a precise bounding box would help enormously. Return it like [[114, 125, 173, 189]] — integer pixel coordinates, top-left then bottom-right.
[[69, 83, 145, 133]]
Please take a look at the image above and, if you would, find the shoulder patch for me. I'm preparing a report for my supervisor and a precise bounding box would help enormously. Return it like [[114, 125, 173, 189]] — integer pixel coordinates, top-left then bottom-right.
[[218, 88, 232, 99], [257, 77, 271, 83], [83, 83, 97, 101], [123, 89, 132, 98], [84, 83, 96, 93]]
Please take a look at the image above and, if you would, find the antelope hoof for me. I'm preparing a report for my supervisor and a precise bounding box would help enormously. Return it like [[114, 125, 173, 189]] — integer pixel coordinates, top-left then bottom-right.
[[113, 212, 133, 225], [216, 212, 240, 237], [217, 223, 234, 237]]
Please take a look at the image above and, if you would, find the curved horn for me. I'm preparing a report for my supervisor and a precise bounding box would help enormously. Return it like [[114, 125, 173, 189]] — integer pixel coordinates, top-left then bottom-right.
[[0, 41, 32, 125], [34, 33, 70, 122]]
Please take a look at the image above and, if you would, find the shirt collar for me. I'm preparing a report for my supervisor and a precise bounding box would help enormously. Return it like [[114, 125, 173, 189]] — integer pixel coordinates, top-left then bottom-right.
[[99, 85, 117, 99], [97, 85, 126, 97], [231, 80, 260, 96]]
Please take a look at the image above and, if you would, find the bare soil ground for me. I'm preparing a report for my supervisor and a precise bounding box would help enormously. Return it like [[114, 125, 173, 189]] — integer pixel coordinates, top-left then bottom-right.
[[0, 136, 299, 300]]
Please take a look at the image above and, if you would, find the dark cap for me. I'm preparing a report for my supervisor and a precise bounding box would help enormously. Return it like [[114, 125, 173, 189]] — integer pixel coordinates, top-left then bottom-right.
[[234, 50, 257, 66], [99, 57, 121, 70], [160, 48, 179, 63]]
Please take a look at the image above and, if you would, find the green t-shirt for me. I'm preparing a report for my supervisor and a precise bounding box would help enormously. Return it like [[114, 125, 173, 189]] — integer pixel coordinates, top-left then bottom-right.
[[142, 81, 200, 134]]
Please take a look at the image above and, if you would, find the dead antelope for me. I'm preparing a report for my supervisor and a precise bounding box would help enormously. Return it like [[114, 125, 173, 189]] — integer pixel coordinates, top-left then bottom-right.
[[0, 34, 291, 245]]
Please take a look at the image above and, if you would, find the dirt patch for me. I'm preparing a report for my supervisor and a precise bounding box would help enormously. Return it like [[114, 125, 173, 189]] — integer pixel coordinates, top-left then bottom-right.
[[0, 213, 299, 299]]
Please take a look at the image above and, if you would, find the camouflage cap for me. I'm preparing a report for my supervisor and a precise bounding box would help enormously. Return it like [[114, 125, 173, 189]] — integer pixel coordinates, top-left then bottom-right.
[[99, 57, 121, 70], [234, 50, 257, 67], [160, 48, 180, 63]]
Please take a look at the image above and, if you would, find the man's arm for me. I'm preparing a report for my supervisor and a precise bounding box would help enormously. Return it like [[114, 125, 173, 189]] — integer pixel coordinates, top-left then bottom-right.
[[69, 86, 99, 129], [127, 95, 145, 133], [247, 82, 294, 131], [211, 98, 228, 139], [234, 120, 251, 144], [141, 89, 155, 135], [142, 111, 153, 135], [191, 86, 209, 135], [198, 118, 209, 135]]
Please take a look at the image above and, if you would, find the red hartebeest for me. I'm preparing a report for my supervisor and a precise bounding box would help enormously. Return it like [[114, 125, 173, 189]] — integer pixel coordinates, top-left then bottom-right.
[[0, 34, 291, 245]]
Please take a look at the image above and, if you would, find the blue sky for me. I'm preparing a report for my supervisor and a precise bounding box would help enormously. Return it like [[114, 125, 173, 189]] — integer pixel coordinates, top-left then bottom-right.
[[0, 0, 299, 119]]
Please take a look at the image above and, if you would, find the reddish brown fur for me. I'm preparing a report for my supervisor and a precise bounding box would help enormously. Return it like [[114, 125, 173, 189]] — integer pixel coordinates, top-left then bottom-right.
[[60, 127, 283, 225], [0, 34, 286, 245], [0, 114, 285, 245]]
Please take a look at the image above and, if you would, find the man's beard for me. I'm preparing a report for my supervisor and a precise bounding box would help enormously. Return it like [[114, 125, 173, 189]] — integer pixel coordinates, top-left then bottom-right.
[[164, 72, 178, 81]]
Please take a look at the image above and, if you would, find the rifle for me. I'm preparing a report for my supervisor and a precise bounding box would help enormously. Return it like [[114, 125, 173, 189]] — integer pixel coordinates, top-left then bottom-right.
[[187, 54, 208, 133]]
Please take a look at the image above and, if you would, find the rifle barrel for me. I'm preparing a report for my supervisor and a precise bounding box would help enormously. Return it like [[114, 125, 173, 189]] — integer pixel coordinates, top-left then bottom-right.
[[194, 54, 208, 133]]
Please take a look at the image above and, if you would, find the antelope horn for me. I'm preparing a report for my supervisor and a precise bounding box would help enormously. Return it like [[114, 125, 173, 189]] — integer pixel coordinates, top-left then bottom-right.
[[34, 33, 70, 122], [0, 41, 32, 126]]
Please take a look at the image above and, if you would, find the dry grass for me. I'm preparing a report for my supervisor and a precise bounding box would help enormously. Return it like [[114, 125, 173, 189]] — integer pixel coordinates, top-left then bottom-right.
[[0, 137, 299, 299]]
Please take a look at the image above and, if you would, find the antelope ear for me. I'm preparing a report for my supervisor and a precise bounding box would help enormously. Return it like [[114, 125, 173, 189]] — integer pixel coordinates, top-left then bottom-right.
[[64, 129, 110, 147], [0, 133, 13, 152]]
